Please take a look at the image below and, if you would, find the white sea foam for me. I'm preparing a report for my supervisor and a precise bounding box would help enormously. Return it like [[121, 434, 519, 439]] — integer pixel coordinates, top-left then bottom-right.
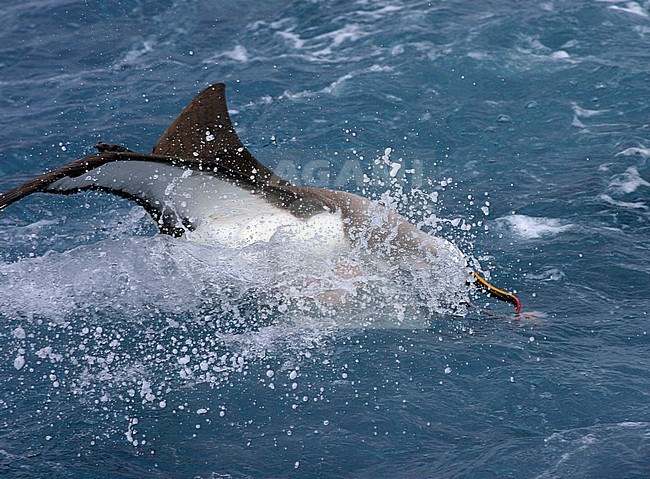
[[633, 24, 650, 35], [203, 45, 250, 64], [467, 51, 490, 61], [13, 355, 25, 370], [323, 24, 366, 48], [570, 103, 612, 132], [599, 194, 649, 210], [354, 5, 403, 18], [281, 65, 393, 100], [0, 235, 341, 416], [496, 215, 575, 239], [607, 166, 650, 194], [0, 220, 470, 433], [538, 422, 650, 479], [0, 236, 260, 322], [571, 102, 610, 118], [251, 20, 371, 63], [113, 40, 155, 70], [206, 23, 369, 65], [0, 210, 467, 329], [608, 2, 649, 17], [276, 23, 366, 57], [550, 50, 570, 59], [275, 29, 306, 50], [615, 146, 650, 158], [525, 268, 567, 282], [512, 35, 580, 68], [571, 116, 588, 128]]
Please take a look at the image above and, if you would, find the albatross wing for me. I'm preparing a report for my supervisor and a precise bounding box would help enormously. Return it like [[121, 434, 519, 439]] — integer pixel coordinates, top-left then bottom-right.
[[0, 83, 336, 237]]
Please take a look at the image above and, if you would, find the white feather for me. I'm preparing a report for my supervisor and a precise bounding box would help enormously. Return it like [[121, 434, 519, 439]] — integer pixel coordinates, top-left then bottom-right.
[[48, 161, 349, 253]]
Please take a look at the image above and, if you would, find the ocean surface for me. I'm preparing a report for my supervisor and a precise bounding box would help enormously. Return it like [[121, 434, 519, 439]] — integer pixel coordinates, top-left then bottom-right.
[[0, 1, 649, 478]]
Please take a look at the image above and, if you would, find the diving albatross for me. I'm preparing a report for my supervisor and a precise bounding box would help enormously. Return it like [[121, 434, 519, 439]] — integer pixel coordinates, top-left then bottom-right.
[[0, 83, 521, 312]]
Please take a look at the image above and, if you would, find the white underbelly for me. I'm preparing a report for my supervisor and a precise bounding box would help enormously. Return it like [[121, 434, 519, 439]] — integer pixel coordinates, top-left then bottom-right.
[[185, 207, 350, 255]]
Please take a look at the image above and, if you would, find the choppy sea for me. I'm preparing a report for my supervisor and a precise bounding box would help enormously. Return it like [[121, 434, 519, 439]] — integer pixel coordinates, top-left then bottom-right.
[[0, 1, 649, 478]]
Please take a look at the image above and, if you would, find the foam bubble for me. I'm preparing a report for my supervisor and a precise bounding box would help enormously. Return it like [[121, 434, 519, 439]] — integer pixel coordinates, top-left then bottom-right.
[[525, 268, 566, 282], [551, 50, 570, 59], [496, 215, 575, 239], [13, 355, 25, 370], [12, 326, 26, 339]]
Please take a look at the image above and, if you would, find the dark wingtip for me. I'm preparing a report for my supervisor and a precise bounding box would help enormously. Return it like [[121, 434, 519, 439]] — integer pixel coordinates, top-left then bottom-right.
[[94, 142, 133, 153], [197, 82, 226, 98]]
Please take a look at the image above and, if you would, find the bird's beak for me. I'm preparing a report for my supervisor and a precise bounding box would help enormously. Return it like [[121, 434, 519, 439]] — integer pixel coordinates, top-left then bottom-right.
[[472, 271, 521, 313]]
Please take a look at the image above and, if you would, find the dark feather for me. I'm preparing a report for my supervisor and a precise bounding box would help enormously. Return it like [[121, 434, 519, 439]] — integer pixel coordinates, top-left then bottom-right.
[[0, 83, 336, 235]]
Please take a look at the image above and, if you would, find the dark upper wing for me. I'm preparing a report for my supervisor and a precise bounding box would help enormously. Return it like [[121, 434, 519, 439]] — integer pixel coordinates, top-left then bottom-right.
[[0, 152, 215, 236], [152, 82, 286, 190], [0, 152, 125, 210], [0, 153, 337, 237]]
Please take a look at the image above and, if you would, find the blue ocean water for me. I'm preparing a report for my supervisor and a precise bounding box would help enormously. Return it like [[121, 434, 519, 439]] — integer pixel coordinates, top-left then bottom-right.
[[0, 0, 649, 477]]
